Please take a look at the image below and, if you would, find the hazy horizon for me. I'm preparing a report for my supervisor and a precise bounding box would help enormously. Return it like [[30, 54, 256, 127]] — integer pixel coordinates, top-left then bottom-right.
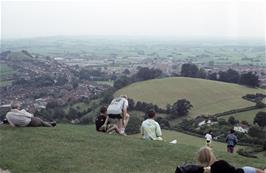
[[1, 0, 265, 40]]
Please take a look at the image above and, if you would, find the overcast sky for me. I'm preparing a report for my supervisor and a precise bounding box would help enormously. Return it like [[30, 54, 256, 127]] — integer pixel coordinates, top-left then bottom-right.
[[1, 0, 265, 40]]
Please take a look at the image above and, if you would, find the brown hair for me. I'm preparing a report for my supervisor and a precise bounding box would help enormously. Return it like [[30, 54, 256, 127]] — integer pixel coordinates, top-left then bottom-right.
[[147, 109, 156, 118], [197, 147, 216, 168], [100, 106, 107, 114], [120, 95, 128, 99], [11, 101, 21, 109]]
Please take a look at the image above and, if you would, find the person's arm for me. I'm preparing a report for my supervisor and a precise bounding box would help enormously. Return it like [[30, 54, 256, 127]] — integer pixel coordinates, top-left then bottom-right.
[[156, 122, 162, 137], [19, 109, 34, 118], [225, 135, 228, 143], [101, 116, 109, 131], [140, 123, 144, 136], [122, 100, 128, 126]]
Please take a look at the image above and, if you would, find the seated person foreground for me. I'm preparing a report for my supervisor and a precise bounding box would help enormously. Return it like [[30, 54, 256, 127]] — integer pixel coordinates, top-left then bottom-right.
[[95, 106, 120, 134], [5, 101, 56, 127], [141, 109, 163, 141]]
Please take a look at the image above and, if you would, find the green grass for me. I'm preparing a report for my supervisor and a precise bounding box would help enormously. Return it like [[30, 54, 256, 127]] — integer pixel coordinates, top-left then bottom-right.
[[115, 77, 265, 117], [0, 124, 265, 173], [221, 108, 266, 124]]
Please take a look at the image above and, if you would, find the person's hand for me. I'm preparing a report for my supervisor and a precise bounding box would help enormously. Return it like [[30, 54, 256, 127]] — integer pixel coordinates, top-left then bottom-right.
[[101, 124, 107, 131]]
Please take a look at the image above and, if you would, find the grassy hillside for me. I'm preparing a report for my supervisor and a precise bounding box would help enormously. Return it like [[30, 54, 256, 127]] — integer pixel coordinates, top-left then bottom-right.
[[221, 107, 266, 124], [0, 124, 265, 173], [115, 77, 264, 117]]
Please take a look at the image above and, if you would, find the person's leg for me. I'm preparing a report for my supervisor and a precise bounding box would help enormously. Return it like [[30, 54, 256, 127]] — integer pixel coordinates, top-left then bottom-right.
[[29, 117, 52, 127], [107, 124, 120, 134], [123, 113, 130, 129]]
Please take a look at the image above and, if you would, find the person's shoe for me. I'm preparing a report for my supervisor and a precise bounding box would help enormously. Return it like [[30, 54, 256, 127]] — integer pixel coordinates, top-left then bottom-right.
[[51, 121, 56, 127], [3, 119, 9, 124], [119, 131, 127, 136]]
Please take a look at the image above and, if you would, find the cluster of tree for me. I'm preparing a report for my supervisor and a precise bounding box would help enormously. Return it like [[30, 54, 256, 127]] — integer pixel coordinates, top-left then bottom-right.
[[181, 63, 207, 78], [113, 67, 162, 89], [242, 93, 266, 103], [180, 63, 260, 87], [127, 98, 193, 118], [166, 99, 193, 117], [132, 100, 166, 113]]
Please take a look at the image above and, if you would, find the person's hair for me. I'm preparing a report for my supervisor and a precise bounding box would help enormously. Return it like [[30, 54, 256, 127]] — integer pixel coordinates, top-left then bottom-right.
[[100, 106, 107, 114], [230, 129, 235, 134], [197, 147, 216, 168], [147, 109, 156, 118], [120, 95, 128, 99], [210, 160, 237, 173], [11, 101, 21, 109], [209, 130, 212, 134]]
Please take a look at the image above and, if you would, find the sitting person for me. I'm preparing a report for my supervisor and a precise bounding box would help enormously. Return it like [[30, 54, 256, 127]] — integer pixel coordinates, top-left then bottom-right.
[[211, 160, 265, 173], [95, 106, 120, 134], [197, 146, 216, 168], [6, 101, 56, 127], [140, 109, 163, 141]]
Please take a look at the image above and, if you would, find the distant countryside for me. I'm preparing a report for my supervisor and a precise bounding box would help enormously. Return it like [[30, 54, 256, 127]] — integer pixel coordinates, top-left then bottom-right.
[[1, 0, 266, 172]]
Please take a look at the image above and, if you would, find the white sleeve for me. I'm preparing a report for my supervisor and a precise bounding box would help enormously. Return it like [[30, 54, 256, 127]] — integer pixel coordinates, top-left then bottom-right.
[[20, 109, 34, 117], [123, 99, 128, 110], [156, 122, 162, 137]]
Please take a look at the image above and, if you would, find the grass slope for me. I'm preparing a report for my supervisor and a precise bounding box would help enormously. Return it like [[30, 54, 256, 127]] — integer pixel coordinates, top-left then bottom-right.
[[221, 107, 266, 124], [0, 124, 265, 173], [115, 77, 264, 117]]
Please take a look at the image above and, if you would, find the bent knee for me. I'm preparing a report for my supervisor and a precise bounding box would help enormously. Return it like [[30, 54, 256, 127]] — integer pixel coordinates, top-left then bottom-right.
[[125, 113, 130, 118]]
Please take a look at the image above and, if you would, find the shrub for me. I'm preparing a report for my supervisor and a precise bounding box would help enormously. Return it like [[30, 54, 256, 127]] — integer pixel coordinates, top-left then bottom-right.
[[237, 148, 257, 158], [125, 116, 142, 135]]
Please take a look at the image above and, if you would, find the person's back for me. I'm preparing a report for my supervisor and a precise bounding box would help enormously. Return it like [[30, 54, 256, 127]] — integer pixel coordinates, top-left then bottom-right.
[[226, 130, 238, 153], [226, 133, 237, 146], [6, 109, 32, 127], [141, 110, 162, 140]]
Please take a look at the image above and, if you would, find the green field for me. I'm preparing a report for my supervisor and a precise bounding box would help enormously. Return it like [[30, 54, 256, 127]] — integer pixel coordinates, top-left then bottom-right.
[[115, 77, 265, 117], [0, 124, 265, 173], [221, 108, 266, 124]]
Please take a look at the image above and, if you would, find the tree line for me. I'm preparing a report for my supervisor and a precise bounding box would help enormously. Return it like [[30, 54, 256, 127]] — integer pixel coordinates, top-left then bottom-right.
[[180, 63, 260, 87]]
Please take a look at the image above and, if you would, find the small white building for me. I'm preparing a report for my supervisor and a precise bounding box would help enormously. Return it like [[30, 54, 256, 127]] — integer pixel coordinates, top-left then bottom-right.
[[234, 126, 249, 133]]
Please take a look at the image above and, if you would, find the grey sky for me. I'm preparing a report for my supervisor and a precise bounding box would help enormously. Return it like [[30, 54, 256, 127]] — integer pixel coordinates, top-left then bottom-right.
[[1, 0, 265, 40]]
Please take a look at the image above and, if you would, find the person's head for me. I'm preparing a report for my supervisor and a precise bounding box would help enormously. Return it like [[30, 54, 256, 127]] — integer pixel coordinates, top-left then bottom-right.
[[10, 101, 21, 109], [147, 109, 156, 119], [208, 130, 212, 134], [230, 129, 235, 134], [100, 106, 107, 115], [197, 147, 216, 167], [120, 95, 128, 99], [210, 160, 242, 173]]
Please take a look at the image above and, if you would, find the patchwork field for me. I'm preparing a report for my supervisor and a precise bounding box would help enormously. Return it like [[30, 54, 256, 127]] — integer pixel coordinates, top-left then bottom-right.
[[221, 107, 266, 124], [115, 77, 265, 117], [0, 124, 265, 173]]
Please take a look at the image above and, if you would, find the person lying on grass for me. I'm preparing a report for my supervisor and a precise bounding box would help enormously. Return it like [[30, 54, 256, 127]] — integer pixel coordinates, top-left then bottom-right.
[[141, 109, 163, 141], [95, 106, 120, 134], [176, 146, 266, 173], [5, 101, 56, 127], [197, 147, 265, 173]]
